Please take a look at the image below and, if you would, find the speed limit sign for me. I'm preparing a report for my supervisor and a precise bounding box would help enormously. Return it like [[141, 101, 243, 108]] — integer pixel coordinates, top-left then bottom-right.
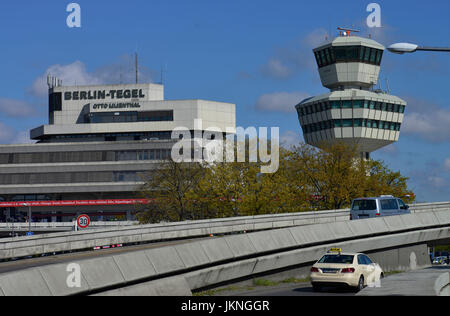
[[77, 214, 90, 229]]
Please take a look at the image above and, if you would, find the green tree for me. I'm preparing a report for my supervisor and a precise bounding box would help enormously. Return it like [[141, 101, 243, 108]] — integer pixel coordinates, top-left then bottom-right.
[[137, 160, 205, 223], [288, 141, 413, 210], [136, 139, 413, 223], [363, 159, 413, 203]]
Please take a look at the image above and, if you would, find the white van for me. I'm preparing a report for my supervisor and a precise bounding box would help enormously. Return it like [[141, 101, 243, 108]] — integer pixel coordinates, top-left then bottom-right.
[[350, 196, 410, 220]]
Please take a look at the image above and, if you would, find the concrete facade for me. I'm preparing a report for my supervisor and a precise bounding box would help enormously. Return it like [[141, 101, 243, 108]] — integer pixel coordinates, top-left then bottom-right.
[[32, 82, 235, 142], [0, 81, 236, 223]]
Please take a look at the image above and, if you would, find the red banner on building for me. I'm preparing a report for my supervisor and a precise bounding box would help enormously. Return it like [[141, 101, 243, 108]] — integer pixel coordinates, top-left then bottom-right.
[[0, 199, 149, 208]]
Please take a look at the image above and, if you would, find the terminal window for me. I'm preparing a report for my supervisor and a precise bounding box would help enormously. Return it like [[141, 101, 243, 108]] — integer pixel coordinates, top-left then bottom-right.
[[85, 110, 174, 124]]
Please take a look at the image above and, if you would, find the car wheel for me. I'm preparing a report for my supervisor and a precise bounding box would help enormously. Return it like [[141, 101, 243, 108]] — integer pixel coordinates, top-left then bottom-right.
[[356, 276, 364, 292]]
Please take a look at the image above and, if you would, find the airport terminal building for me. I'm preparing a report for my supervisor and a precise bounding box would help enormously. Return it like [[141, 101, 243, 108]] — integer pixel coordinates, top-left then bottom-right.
[[0, 79, 235, 222]]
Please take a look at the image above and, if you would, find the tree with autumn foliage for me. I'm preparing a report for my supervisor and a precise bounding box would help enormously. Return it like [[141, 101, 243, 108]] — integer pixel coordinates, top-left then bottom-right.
[[287, 141, 413, 210], [136, 139, 414, 224], [136, 159, 206, 223]]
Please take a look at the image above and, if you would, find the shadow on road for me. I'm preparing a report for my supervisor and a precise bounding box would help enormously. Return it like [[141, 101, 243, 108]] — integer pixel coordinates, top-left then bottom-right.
[[293, 286, 356, 296]]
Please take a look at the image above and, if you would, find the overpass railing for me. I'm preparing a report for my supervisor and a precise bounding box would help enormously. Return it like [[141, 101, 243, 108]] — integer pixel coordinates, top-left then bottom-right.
[[0, 221, 138, 232], [0, 201, 449, 261]]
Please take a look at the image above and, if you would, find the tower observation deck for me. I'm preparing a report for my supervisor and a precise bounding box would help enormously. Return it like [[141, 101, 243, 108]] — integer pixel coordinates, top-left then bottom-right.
[[295, 28, 406, 159]]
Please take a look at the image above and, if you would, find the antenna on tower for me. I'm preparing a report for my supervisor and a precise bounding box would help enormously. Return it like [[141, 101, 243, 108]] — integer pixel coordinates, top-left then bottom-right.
[[135, 52, 139, 84], [47, 74, 52, 89], [160, 65, 166, 85], [47, 74, 62, 89], [337, 27, 360, 37]]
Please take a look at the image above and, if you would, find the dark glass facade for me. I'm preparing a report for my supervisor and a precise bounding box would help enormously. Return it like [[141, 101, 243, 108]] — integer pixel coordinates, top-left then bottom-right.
[[297, 99, 405, 117], [0, 148, 172, 164], [314, 45, 383, 68], [301, 119, 401, 135], [38, 131, 173, 142], [84, 110, 174, 124]]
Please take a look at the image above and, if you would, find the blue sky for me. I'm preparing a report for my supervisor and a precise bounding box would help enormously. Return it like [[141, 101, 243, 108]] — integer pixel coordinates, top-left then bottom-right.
[[0, 0, 449, 202]]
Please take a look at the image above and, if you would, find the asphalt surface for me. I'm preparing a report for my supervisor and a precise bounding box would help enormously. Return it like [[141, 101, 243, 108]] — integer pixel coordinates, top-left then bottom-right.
[[211, 282, 357, 296], [207, 266, 450, 296], [357, 266, 450, 296], [0, 237, 207, 275]]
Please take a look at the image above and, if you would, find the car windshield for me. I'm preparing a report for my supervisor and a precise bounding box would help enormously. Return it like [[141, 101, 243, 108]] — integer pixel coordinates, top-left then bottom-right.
[[318, 254, 354, 264], [352, 199, 376, 211]]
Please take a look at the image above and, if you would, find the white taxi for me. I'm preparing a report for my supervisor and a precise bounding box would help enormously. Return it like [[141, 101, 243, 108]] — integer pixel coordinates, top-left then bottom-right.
[[310, 248, 384, 292]]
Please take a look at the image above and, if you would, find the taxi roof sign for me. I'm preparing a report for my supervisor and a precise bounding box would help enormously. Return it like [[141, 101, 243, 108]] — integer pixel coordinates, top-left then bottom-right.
[[328, 248, 342, 253]]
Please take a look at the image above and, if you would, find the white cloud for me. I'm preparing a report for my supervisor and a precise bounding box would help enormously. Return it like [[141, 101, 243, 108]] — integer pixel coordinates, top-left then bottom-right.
[[261, 58, 292, 80], [30, 61, 102, 98], [378, 143, 397, 155], [0, 98, 37, 117], [402, 97, 450, 143], [10, 130, 36, 145], [427, 176, 447, 189], [29, 55, 156, 98], [444, 158, 450, 171], [255, 91, 309, 113], [260, 28, 329, 80], [0, 123, 15, 144], [0, 124, 34, 145], [280, 130, 303, 149], [303, 28, 330, 48]]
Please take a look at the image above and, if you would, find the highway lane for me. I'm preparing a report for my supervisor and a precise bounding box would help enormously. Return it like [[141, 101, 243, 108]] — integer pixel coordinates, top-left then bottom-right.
[[207, 282, 356, 296], [0, 237, 210, 275]]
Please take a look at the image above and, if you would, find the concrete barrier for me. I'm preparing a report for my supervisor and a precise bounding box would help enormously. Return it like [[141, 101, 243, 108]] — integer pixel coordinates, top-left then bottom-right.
[[435, 271, 450, 296], [1, 202, 446, 261], [358, 267, 450, 296], [0, 211, 449, 296], [0, 208, 351, 260], [93, 276, 192, 296], [145, 247, 186, 275], [0, 221, 138, 232]]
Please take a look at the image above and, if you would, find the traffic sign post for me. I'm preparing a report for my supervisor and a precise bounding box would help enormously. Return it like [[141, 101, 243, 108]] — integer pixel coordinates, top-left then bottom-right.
[[76, 214, 90, 229]]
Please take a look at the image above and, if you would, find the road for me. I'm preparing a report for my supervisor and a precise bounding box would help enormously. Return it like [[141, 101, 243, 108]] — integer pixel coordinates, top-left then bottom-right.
[[201, 281, 357, 297], [206, 267, 450, 296], [0, 237, 208, 275]]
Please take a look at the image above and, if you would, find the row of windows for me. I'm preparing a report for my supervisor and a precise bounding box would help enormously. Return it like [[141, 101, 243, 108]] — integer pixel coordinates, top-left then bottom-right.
[[302, 119, 401, 134], [0, 171, 144, 185], [315, 45, 383, 68], [0, 195, 51, 202], [115, 149, 171, 161], [47, 131, 173, 141], [0, 148, 173, 164], [84, 110, 174, 124], [297, 100, 406, 116]]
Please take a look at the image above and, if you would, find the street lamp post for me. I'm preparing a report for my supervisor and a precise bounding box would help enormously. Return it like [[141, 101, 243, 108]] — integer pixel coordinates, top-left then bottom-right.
[[388, 42, 450, 54], [23, 203, 31, 234]]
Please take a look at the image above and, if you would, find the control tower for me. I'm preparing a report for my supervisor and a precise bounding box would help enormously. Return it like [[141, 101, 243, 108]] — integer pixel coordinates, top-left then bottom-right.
[[295, 28, 406, 159]]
